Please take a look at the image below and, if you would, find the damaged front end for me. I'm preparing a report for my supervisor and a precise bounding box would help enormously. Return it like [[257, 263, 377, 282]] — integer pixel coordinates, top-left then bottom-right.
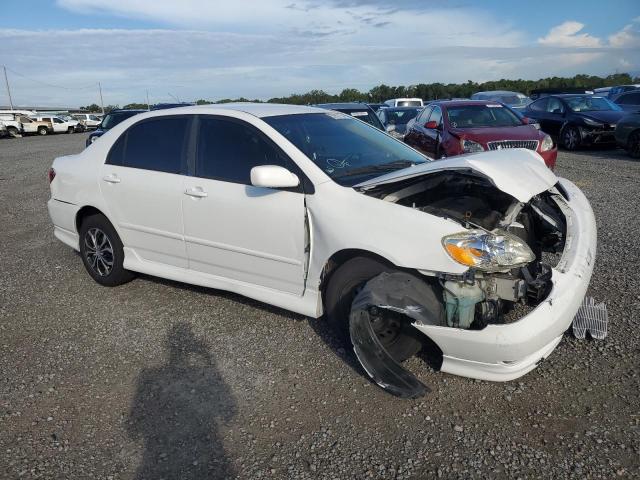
[[351, 166, 586, 397]]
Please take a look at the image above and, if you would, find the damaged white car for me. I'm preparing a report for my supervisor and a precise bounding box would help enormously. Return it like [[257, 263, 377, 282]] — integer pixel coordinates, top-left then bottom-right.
[[47, 104, 596, 397]]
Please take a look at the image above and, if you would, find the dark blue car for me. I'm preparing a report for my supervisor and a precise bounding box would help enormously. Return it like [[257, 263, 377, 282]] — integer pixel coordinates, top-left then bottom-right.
[[523, 94, 624, 150], [85, 109, 146, 147]]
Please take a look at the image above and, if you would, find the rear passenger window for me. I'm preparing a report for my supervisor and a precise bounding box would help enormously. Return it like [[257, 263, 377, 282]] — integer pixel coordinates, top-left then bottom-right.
[[528, 98, 547, 112], [108, 116, 190, 173], [196, 116, 286, 184]]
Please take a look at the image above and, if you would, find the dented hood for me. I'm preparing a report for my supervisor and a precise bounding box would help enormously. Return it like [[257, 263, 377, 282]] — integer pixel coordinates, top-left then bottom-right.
[[355, 148, 557, 203]]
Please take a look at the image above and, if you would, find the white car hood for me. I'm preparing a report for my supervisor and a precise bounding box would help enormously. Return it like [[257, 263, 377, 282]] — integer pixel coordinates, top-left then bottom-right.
[[355, 149, 557, 203]]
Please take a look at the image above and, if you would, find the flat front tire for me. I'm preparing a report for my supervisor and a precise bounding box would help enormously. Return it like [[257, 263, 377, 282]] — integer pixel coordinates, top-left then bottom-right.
[[324, 257, 424, 362], [79, 213, 135, 287]]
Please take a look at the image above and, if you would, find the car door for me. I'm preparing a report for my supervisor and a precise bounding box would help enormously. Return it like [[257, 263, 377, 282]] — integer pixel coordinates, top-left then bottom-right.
[[542, 97, 567, 136], [422, 106, 443, 157], [181, 115, 307, 295], [99, 115, 191, 268], [616, 92, 640, 112], [405, 106, 432, 153]]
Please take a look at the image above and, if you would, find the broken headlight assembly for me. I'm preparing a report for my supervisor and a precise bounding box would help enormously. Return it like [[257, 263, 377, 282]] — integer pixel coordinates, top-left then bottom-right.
[[442, 229, 535, 272]]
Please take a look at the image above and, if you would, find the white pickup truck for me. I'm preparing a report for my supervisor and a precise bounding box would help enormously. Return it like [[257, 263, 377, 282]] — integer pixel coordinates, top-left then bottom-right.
[[30, 115, 79, 134], [0, 113, 52, 136]]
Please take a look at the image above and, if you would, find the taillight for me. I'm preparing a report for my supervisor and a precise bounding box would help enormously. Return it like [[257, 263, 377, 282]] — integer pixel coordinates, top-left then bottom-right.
[[48, 167, 56, 183]]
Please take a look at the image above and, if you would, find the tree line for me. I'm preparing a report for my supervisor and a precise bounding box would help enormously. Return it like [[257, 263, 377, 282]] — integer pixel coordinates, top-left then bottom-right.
[[79, 72, 638, 111]]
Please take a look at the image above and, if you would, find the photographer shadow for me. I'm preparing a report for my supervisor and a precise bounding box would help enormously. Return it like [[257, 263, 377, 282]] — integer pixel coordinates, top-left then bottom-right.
[[127, 323, 236, 479]]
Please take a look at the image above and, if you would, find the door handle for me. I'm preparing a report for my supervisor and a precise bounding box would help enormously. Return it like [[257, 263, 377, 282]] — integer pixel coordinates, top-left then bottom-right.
[[102, 174, 120, 184], [184, 187, 208, 198]]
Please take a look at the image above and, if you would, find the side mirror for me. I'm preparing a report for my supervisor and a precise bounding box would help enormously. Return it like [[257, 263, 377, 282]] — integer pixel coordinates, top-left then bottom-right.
[[385, 124, 396, 132], [250, 165, 300, 189], [425, 121, 438, 129], [521, 117, 530, 124]]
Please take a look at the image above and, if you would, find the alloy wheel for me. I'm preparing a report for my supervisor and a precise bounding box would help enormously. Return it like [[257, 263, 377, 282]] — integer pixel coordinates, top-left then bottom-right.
[[563, 128, 578, 149], [84, 227, 114, 276]]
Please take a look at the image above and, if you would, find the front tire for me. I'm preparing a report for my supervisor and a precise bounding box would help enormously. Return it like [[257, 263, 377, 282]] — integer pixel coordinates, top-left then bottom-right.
[[37, 126, 48, 136], [627, 130, 640, 159], [7, 126, 20, 138], [325, 257, 424, 362], [79, 214, 135, 286], [561, 126, 581, 150]]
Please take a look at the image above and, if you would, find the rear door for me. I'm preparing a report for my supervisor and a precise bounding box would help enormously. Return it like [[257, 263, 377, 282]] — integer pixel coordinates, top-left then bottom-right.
[[616, 92, 640, 112], [181, 115, 307, 295], [99, 115, 191, 268]]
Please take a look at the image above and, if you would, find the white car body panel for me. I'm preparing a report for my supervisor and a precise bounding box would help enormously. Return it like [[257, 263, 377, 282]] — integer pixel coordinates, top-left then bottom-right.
[[47, 103, 597, 382], [356, 148, 556, 203]]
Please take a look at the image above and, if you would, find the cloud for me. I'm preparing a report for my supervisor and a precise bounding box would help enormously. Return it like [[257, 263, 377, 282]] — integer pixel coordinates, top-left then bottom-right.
[[2, 4, 639, 108], [609, 20, 640, 48], [538, 21, 602, 47]]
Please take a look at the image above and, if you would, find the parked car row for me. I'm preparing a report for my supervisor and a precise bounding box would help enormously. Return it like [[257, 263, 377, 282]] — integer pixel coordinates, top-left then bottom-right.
[[0, 110, 105, 138]]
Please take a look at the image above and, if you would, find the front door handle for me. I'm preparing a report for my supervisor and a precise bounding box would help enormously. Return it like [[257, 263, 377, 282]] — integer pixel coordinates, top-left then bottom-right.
[[184, 187, 208, 198], [102, 174, 120, 184]]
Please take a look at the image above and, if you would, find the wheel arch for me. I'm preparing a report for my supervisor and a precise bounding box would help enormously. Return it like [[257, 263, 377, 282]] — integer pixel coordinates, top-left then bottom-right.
[[75, 205, 107, 233]]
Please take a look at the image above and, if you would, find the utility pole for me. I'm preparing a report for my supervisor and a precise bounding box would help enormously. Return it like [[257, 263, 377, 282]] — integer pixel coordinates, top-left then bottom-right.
[[146, 90, 150, 111], [3, 66, 14, 111], [98, 82, 104, 115]]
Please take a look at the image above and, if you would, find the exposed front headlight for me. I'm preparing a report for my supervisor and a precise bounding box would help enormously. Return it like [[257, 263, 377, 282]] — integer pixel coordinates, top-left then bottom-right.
[[540, 134, 554, 151], [90, 135, 98, 143], [583, 117, 604, 127], [461, 138, 485, 153], [442, 229, 535, 272]]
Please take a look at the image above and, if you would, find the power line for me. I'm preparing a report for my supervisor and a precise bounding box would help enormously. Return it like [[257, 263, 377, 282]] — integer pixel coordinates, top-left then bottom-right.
[[2, 65, 96, 91]]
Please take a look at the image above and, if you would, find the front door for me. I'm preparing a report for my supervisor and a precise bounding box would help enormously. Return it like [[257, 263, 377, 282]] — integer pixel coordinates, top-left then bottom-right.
[[99, 115, 191, 268], [182, 115, 307, 295]]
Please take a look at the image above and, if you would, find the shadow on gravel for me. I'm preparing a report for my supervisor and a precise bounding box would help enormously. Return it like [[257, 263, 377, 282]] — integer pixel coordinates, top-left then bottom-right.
[[127, 323, 237, 480]]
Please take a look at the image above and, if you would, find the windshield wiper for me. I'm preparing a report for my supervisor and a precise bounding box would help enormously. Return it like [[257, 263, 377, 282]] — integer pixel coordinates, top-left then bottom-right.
[[333, 159, 417, 179]]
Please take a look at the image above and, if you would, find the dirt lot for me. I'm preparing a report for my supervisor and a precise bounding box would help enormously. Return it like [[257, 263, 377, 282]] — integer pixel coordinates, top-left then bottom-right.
[[1, 133, 639, 479]]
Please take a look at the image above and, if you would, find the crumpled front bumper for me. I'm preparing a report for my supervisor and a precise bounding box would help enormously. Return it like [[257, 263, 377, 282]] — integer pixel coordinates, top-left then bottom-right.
[[412, 178, 597, 381]]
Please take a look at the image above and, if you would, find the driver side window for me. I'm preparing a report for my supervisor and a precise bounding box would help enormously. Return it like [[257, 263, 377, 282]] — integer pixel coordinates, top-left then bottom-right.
[[416, 107, 432, 124], [546, 98, 564, 114], [428, 106, 442, 126], [195, 116, 288, 185]]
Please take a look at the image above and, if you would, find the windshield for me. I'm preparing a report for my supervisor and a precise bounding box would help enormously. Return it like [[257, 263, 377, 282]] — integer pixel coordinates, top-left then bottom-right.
[[100, 111, 140, 130], [336, 109, 383, 130], [495, 95, 530, 107], [565, 96, 622, 112], [396, 100, 422, 107], [384, 108, 421, 125], [264, 112, 429, 186], [447, 104, 523, 128]]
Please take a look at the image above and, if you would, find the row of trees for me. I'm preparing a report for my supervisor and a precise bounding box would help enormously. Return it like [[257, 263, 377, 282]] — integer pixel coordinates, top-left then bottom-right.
[[79, 73, 639, 111]]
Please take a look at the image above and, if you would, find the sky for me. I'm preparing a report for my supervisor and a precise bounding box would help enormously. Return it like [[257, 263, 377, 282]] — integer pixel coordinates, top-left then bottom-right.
[[0, 0, 639, 107]]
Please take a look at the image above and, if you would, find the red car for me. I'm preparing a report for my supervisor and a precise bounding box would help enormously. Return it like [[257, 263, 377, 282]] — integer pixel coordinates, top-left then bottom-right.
[[404, 100, 557, 169]]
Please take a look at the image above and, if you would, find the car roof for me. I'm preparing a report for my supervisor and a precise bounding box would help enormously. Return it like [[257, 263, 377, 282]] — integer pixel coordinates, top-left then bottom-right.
[[429, 99, 504, 107], [138, 103, 327, 118], [473, 90, 524, 96], [382, 106, 423, 111], [314, 102, 370, 111]]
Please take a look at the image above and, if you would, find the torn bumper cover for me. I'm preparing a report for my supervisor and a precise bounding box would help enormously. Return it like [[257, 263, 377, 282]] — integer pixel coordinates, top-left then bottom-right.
[[413, 179, 597, 381]]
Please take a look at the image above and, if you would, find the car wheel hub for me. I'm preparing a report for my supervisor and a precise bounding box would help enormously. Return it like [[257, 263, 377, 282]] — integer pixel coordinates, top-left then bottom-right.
[[84, 228, 114, 276]]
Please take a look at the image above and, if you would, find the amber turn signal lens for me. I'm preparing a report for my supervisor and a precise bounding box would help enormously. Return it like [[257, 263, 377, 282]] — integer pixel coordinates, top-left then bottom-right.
[[444, 244, 482, 266]]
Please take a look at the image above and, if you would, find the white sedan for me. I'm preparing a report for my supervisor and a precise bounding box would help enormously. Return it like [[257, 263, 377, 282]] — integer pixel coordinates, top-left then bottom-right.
[[47, 104, 596, 397]]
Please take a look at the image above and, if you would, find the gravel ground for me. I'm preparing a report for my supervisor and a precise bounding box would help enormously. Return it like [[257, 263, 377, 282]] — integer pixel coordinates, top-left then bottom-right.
[[1, 134, 639, 480]]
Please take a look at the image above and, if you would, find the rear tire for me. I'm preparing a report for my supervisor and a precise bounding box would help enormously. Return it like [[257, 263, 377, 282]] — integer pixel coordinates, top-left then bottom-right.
[[325, 256, 424, 362], [561, 126, 581, 150], [7, 126, 20, 138], [79, 213, 135, 287], [627, 130, 640, 159]]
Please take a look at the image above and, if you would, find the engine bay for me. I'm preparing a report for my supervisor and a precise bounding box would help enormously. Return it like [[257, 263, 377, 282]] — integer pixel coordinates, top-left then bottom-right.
[[359, 170, 568, 330]]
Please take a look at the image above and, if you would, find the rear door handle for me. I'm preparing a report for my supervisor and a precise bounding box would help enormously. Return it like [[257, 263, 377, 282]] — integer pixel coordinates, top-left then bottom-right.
[[184, 187, 208, 198], [102, 174, 120, 184]]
